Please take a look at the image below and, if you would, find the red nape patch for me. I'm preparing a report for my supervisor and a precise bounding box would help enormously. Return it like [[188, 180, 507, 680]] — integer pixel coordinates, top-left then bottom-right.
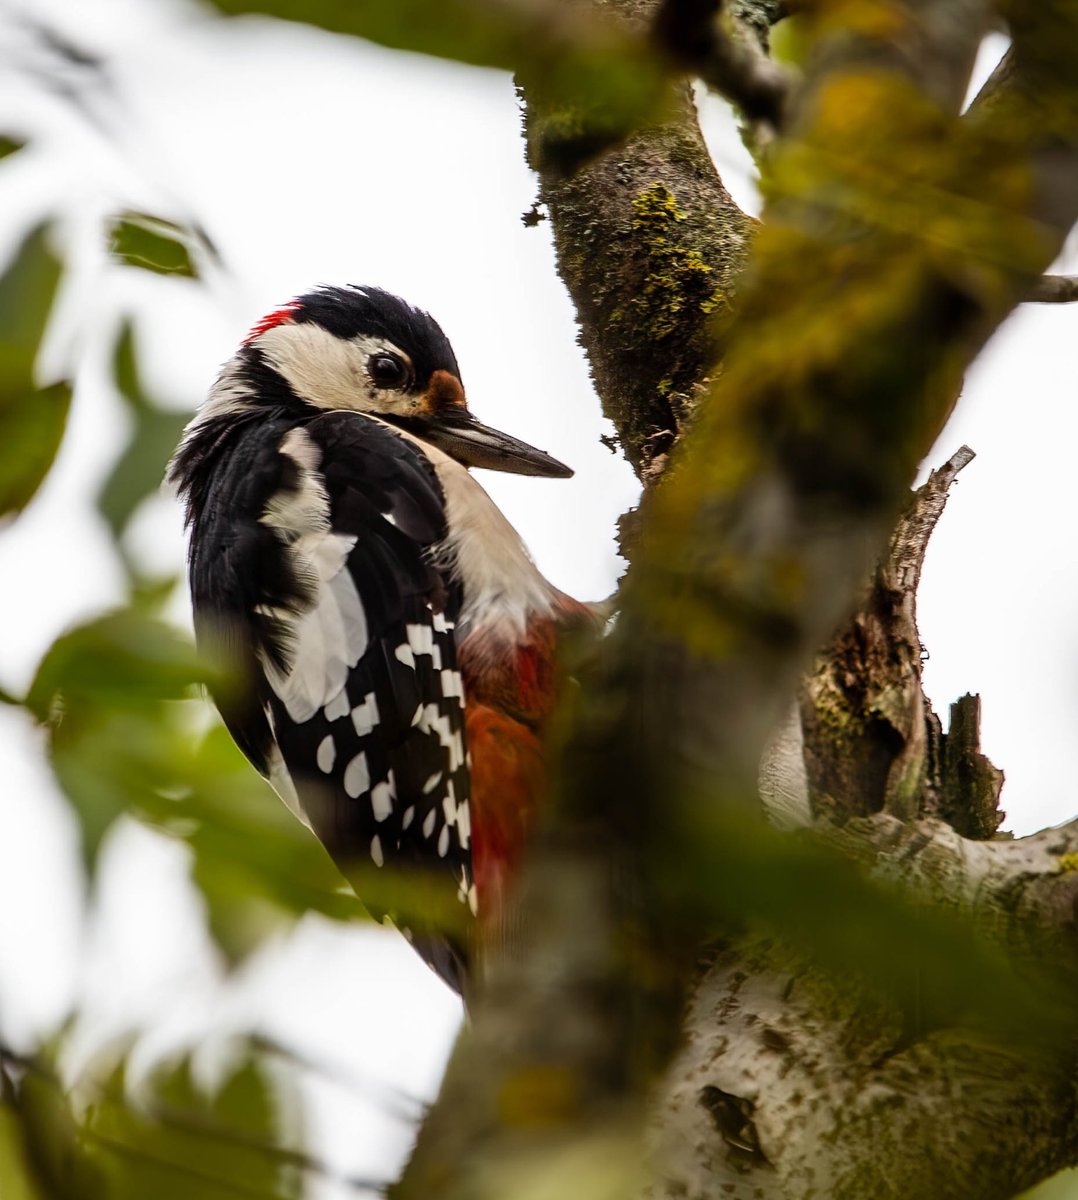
[[243, 303, 299, 344]]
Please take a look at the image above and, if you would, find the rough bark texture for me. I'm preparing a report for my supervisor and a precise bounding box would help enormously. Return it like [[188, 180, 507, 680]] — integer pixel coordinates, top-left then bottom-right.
[[398, 2, 1078, 1198], [655, 922, 1078, 1200], [652, 804, 1078, 1199], [649, 452, 1074, 1200], [526, 2, 755, 480], [533, 109, 751, 482], [798, 447, 1004, 832]]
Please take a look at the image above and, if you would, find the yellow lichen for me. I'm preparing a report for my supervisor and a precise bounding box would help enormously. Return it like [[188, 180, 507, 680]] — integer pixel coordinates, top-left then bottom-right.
[[621, 183, 728, 343]]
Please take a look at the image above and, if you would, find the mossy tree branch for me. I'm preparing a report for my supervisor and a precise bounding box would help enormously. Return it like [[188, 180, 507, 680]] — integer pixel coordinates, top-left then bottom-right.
[[654, 806, 1078, 1200], [651, 0, 792, 137], [525, 0, 755, 479], [798, 446, 1006, 831], [1026, 273, 1078, 301], [397, 2, 1078, 1198]]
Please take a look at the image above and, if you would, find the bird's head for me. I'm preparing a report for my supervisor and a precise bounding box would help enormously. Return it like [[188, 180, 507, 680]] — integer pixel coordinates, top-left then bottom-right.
[[234, 284, 572, 478]]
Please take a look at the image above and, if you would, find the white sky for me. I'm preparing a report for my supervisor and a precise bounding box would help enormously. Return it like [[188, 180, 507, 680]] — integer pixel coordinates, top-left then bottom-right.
[[0, 5, 1074, 1195]]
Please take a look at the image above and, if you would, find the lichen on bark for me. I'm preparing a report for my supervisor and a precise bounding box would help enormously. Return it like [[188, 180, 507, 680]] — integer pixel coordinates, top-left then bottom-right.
[[399, 1, 1078, 1197], [524, 68, 753, 476]]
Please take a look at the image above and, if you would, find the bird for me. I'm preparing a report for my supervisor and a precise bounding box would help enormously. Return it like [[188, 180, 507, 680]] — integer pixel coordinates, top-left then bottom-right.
[[169, 285, 591, 995]]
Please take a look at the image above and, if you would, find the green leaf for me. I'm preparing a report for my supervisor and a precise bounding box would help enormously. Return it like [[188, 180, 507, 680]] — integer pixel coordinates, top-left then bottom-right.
[[83, 1054, 303, 1200], [12, 1059, 104, 1200], [29, 607, 361, 951], [1020, 1168, 1078, 1199], [0, 135, 26, 161], [98, 323, 189, 542], [27, 609, 207, 720], [769, 13, 810, 66], [49, 707, 183, 875], [0, 1097, 51, 1200], [27, 610, 209, 869], [107, 213, 199, 278], [204, 0, 668, 168], [129, 571, 182, 613], [7, 1043, 303, 1200], [206, 0, 577, 68], [0, 224, 71, 517], [181, 726, 364, 962], [0, 379, 71, 514]]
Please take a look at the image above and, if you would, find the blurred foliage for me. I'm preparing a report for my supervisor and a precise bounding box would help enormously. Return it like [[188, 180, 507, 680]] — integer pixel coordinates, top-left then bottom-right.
[[0, 1085, 48, 1200], [205, 0, 670, 170], [767, 13, 809, 66], [27, 607, 363, 961], [0, 134, 26, 161], [97, 323, 189, 570], [1022, 1170, 1078, 1200], [1, 1043, 303, 1200], [107, 213, 201, 279], [1, 2, 1077, 1198], [0, 224, 71, 518], [670, 803, 1072, 1047], [0, 103, 371, 1184]]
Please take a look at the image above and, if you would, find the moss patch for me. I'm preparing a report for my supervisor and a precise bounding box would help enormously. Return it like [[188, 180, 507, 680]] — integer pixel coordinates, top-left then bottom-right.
[[618, 183, 729, 344]]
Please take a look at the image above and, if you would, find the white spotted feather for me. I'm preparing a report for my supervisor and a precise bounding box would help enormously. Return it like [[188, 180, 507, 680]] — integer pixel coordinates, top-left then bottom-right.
[[257, 428, 369, 723]]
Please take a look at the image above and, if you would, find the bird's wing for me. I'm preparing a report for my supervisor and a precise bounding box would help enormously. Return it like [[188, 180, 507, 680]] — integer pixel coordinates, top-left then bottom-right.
[[190, 410, 474, 991]]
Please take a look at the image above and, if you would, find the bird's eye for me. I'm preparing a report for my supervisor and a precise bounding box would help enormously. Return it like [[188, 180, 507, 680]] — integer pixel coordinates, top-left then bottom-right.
[[367, 353, 410, 389]]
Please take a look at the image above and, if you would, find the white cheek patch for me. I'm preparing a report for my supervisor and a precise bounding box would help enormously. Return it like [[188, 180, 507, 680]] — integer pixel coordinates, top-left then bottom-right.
[[256, 323, 420, 418]]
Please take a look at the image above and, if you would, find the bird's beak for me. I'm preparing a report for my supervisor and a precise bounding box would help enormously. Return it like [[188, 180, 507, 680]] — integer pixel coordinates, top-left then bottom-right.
[[421, 409, 573, 478]]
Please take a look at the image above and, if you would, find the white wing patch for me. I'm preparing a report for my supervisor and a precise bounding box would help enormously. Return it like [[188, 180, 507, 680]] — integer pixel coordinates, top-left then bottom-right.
[[324, 686, 350, 722], [262, 536, 366, 722], [258, 428, 369, 723], [316, 734, 336, 773], [344, 751, 371, 799], [371, 773, 395, 822], [350, 692, 379, 736]]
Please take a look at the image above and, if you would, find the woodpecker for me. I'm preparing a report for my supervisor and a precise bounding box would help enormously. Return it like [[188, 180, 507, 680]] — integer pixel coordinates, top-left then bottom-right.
[[169, 285, 589, 993]]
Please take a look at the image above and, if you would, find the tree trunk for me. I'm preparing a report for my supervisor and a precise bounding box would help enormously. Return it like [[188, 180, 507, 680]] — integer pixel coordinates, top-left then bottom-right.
[[398, 2, 1078, 1197]]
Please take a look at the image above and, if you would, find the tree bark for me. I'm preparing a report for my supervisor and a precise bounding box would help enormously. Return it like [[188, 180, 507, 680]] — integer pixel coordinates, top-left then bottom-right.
[[652, 453, 1078, 1199], [525, 1, 755, 481], [398, 2, 1078, 1198]]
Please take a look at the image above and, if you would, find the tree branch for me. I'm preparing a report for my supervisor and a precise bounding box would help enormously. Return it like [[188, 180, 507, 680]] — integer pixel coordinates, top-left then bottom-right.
[[398, 2, 1078, 1197], [651, 0, 792, 139], [970, 6, 1078, 237], [524, 0, 754, 482], [1026, 273, 1078, 302], [799, 446, 985, 828], [517, 0, 787, 482], [651, 805, 1078, 1198]]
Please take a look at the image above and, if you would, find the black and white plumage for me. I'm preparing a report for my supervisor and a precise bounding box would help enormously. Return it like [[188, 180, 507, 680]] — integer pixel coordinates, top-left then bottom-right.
[[169, 286, 574, 992]]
